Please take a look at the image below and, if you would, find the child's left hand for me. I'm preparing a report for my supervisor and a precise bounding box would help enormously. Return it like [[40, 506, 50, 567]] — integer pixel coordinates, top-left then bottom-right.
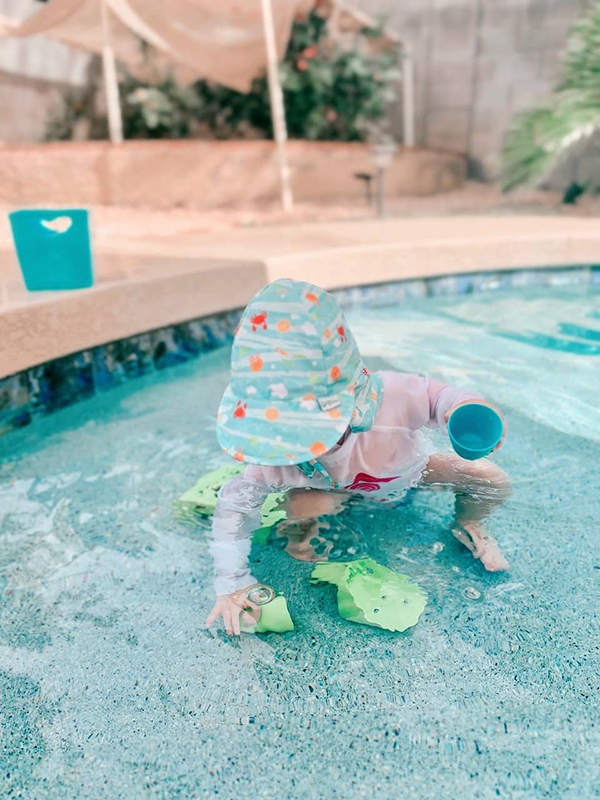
[[445, 399, 507, 452], [205, 587, 259, 636]]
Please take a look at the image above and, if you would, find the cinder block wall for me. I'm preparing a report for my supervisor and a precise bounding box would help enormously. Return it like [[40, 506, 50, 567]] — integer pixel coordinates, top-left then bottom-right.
[[349, 0, 593, 179]]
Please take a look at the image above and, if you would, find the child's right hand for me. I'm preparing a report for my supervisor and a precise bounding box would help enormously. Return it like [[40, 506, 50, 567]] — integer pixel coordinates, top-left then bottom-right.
[[205, 587, 259, 636], [445, 399, 507, 452]]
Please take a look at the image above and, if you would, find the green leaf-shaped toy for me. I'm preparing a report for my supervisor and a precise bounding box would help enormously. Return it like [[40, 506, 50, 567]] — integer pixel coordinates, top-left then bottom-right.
[[177, 464, 244, 518], [311, 558, 427, 632], [259, 492, 288, 528], [175, 465, 287, 544], [239, 595, 295, 634], [252, 491, 288, 545]]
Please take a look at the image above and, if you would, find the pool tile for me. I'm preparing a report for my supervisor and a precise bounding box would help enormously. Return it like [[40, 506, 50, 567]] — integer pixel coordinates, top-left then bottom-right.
[[28, 352, 95, 414], [0, 373, 31, 434]]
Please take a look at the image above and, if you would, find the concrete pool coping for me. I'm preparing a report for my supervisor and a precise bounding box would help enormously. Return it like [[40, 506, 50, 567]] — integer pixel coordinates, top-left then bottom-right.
[[1, 214, 600, 378]]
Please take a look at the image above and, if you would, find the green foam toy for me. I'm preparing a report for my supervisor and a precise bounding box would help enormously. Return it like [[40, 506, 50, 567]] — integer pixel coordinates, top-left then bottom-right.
[[239, 595, 295, 634], [177, 464, 244, 517], [175, 465, 287, 544], [311, 558, 427, 632], [253, 491, 287, 544]]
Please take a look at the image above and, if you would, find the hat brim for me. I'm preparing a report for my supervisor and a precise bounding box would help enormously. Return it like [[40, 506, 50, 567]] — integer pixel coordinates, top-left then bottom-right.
[[216, 383, 356, 467]]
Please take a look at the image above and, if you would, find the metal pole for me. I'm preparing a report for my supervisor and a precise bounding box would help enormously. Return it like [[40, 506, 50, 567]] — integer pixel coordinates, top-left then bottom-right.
[[260, 0, 293, 212], [100, 0, 123, 144], [402, 43, 415, 147], [376, 166, 385, 217]]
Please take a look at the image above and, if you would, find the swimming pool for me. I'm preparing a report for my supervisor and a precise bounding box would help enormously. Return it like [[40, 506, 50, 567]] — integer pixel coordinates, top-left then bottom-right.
[[1, 277, 599, 799]]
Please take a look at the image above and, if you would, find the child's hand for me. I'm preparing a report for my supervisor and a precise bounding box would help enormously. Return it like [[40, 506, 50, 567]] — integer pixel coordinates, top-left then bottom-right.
[[205, 586, 259, 636], [445, 399, 507, 452]]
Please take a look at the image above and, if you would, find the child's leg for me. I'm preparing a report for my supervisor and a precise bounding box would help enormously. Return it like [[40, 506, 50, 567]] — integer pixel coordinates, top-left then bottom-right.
[[284, 489, 348, 520], [276, 518, 332, 562], [421, 454, 511, 571]]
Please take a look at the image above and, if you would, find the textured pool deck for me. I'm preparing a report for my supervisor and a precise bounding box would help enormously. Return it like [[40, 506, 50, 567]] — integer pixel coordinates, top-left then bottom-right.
[[1, 212, 600, 378]]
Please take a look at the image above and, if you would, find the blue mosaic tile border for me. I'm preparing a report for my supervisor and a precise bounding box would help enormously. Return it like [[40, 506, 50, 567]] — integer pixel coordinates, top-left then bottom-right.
[[1, 265, 598, 436], [0, 310, 241, 436], [333, 264, 600, 310]]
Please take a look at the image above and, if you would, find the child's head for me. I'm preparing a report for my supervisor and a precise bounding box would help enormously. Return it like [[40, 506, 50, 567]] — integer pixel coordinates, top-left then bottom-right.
[[216, 279, 382, 466]]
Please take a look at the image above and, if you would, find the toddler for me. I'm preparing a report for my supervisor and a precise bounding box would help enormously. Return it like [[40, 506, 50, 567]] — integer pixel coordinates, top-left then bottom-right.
[[206, 279, 510, 635]]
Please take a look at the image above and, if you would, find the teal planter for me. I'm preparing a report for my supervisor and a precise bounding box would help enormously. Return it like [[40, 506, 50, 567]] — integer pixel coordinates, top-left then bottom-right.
[[8, 208, 93, 291]]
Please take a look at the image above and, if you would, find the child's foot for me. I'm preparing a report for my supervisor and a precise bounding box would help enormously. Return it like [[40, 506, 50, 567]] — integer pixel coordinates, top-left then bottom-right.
[[277, 520, 332, 562], [452, 523, 509, 572]]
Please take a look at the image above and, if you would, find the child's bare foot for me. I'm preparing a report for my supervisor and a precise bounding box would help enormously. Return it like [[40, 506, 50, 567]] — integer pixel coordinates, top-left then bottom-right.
[[277, 520, 332, 562], [452, 523, 509, 572]]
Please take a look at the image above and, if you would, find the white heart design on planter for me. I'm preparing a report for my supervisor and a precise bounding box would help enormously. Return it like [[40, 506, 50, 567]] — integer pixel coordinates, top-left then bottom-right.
[[40, 216, 73, 233]]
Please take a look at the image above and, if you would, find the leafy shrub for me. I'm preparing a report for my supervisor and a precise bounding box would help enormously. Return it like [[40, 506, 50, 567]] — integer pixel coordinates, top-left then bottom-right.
[[501, 2, 600, 192], [45, 72, 203, 141]]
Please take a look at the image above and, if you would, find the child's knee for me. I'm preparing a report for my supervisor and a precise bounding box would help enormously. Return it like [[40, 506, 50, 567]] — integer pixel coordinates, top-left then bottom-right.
[[485, 462, 511, 494], [462, 459, 511, 500]]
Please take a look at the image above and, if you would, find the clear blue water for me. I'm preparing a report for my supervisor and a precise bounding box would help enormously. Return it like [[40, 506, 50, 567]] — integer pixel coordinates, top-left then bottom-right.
[[1, 283, 599, 799]]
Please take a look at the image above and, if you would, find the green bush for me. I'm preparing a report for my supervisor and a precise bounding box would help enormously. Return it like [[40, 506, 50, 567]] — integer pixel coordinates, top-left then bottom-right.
[[501, 2, 600, 192], [46, 8, 402, 143], [45, 73, 203, 141]]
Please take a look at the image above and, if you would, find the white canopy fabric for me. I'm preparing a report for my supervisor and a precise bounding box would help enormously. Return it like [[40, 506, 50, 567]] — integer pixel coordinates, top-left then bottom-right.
[[0, 0, 312, 92]]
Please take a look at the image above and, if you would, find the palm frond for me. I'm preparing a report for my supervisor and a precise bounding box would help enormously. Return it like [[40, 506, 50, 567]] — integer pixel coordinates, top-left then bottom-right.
[[501, 1, 600, 191]]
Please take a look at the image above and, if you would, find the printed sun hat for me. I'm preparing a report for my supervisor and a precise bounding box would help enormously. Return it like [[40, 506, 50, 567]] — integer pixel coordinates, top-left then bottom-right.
[[216, 279, 383, 467]]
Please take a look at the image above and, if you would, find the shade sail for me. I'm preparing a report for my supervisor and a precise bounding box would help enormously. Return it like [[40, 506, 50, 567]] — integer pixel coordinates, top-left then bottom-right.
[[0, 0, 312, 92]]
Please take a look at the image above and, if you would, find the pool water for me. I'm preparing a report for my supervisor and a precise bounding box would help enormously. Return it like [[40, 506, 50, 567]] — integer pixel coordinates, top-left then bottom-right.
[[1, 282, 599, 799]]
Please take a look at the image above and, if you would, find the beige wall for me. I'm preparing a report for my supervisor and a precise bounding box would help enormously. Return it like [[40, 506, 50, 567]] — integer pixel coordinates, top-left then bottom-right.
[[349, 0, 592, 178]]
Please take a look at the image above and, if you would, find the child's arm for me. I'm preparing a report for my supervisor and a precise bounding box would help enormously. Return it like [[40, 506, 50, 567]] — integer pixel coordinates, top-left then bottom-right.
[[425, 376, 481, 428], [205, 472, 271, 635], [426, 376, 506, 451], [382, 371, 506, 448]]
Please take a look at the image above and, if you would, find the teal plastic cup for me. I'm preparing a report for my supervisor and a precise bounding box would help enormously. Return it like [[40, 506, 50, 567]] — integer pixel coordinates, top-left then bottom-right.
[[8, 208, 93, 291], [447, 403, 503, 460]]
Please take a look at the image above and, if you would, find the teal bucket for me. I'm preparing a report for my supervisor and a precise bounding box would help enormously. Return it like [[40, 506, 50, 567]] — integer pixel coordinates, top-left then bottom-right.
[[8, 209, 93, 291], [447, 403, 504, 460]]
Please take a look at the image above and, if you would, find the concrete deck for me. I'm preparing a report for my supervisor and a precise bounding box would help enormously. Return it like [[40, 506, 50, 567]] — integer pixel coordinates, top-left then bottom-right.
[[2, 213, 600, 378]]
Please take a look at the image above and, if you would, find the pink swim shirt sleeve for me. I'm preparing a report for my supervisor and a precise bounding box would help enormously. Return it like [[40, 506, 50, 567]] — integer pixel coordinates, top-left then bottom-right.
[[380, 371, 479, 430]]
